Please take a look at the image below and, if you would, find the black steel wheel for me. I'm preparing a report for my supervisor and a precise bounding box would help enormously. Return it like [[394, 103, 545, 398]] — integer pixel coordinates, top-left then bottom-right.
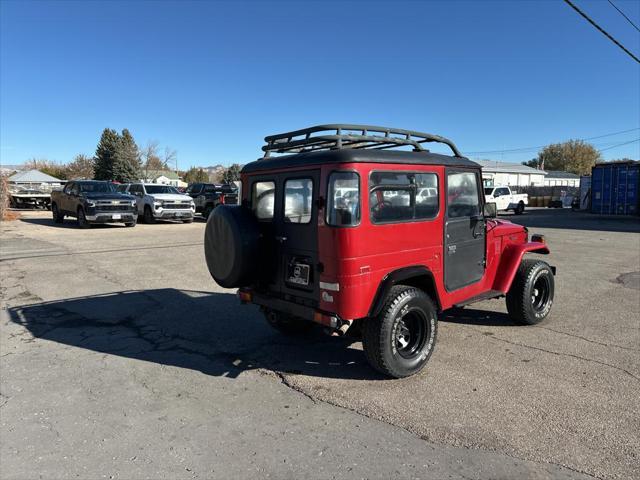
[[362, 285, 437, 378], [77, 207, 91, 229], [52, 203, 64, 224], [506, 259, 555, 325]]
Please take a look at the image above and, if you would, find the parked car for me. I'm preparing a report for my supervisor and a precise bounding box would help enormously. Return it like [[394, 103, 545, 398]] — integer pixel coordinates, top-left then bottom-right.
[[185, 183, 238, 219], [117, 183, 195, 223], [483, 186, 528, 214], [203, 124, 555, 378], [50, 180, 137, 228]]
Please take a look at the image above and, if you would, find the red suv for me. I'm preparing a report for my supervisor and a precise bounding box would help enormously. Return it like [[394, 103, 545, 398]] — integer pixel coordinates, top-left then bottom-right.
[[205, 125, 555, 378]]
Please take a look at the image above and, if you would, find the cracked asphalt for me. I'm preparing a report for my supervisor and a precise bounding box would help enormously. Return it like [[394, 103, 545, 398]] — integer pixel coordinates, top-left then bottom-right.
[[1, 209, 638, 479]]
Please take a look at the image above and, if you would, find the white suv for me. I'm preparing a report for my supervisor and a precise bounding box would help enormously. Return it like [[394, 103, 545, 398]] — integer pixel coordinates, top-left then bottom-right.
[[118, 183, 195, 223]]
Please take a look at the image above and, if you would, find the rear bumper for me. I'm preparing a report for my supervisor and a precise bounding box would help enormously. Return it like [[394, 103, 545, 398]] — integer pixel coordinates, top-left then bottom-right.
[[243, 289, 343, 329]]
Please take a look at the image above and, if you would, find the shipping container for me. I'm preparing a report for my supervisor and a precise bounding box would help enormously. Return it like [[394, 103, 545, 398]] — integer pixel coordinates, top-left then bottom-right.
[[591, 161, 640, 215]]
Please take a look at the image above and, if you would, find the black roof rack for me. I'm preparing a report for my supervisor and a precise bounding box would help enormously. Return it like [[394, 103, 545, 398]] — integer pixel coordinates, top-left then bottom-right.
[[262, 124, 462, 158]]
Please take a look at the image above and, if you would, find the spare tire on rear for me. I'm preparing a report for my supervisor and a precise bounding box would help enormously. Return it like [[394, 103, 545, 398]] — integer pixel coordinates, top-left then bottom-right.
[[204, 205, 260, 288]]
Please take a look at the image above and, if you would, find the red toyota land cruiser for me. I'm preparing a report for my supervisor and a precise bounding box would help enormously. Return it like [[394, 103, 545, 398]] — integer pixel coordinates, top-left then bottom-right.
[[205, 125, 555, 378]]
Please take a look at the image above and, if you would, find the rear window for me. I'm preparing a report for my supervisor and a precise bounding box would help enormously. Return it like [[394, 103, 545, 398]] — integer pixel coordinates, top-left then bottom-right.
[[284, 178, 313, 224], [252, 181, 275, 220], [327, 171, 360, 226], [369, 172, 438, 224]]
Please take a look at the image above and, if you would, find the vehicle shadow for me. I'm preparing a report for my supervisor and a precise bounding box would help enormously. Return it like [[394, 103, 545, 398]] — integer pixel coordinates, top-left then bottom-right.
[[18, 217, 127, 229], [502, 208, 640, 233], [8, 289, 384, 381]]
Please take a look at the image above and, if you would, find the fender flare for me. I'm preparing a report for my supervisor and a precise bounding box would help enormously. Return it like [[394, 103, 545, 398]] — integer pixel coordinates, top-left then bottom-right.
[[493, 242, 550, 293], [368, 265, 441, 317]]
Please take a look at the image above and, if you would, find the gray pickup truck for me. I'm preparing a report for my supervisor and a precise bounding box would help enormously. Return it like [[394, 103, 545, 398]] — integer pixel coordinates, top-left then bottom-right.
[[50, 180, 138, 228]]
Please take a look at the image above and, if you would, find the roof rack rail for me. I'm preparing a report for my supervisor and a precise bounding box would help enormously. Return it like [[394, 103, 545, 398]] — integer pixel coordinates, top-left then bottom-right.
[[262, 124, 462, 158]]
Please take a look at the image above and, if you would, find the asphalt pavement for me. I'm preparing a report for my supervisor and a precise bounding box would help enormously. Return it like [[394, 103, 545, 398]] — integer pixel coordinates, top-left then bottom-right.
[[1, 208, 638, 479]]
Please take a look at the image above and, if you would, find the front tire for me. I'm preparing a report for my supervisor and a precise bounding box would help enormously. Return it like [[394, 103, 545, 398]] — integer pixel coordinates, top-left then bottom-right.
[[506, 259, 554, 325], [77, 207, 91, 229], [52, 203, 64, 224], [143, 206, 156, 224], [362, 285, 437, 378]]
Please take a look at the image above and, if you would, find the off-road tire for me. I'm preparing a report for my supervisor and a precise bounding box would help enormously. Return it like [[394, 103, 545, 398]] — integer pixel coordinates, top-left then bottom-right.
[[52, 203, 64, 224], [515, 201, 525, 215], [264, 310, 314, 336], [143, 206, 155, 224], [362, 285, 438, 378], [77, 207, 91, 229], [506, 259, 554, 325]]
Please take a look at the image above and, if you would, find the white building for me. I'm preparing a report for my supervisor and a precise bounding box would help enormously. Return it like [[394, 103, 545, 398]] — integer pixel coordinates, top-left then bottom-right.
[[476, 160, 547, 187], [543, 171, 580, 187], [140, 170, 187, 188]]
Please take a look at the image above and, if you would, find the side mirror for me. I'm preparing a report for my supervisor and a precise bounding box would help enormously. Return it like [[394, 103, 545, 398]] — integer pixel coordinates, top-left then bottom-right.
[[484, 202, 497, 218]]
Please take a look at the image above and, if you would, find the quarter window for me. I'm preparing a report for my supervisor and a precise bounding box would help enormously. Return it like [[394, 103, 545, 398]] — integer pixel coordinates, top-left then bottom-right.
[[327, 172, 360, 226], [284, 178, 313, 224], [447, 171, 480, 218], [369, 172, 438, 224], [252, 181, 275, 220]]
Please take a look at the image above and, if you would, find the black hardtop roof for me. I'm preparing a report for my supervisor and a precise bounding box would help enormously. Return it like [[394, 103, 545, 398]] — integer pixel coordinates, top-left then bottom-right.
[[242, 147, 479, 174]]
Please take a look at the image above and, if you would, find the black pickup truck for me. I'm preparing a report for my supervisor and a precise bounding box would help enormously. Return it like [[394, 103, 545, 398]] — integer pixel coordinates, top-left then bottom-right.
[[185, 183, 238, 219], [50, 180, 138, 228]]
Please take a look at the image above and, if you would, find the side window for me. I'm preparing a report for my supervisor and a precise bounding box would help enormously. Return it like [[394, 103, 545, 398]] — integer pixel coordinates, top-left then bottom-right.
[[447, 171, 480, 218], [498, 187, 510, 197], [252, 181, 275, 220], [369, 171, 438, 224], [327, 171, 360, 226], [284, 178, 313, 224], [71, 183, 79, 195], [63, 182, 74, 194]]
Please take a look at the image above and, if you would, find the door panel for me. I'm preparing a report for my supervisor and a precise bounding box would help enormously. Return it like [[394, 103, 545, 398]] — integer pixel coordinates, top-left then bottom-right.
[[444, 170, 486, 291]]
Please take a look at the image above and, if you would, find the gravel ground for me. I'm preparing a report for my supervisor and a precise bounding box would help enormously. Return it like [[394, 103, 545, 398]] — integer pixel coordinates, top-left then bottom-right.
[[1, 208, 638, 479]]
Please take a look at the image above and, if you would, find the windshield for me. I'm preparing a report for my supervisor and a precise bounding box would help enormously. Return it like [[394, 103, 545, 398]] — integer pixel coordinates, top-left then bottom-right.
[[484, 188, 494, 196], [145, 185, 179, 194], [78, 182, 116, 193]]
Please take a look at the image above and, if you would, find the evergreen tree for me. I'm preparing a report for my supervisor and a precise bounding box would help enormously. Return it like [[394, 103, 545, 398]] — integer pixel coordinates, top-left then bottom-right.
[[112, 129, 142, 182], [222, 164, 242, 183], [94, 128, 119, 180], [183, 166, 209, 184]]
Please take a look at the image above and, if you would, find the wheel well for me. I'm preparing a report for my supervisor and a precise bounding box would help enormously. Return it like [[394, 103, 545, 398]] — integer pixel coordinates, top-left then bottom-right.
[[369, 267, 441, 317]]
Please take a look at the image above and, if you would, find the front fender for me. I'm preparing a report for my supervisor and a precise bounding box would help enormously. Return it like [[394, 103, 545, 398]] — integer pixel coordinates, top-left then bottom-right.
[[493, 242, 550, 293]]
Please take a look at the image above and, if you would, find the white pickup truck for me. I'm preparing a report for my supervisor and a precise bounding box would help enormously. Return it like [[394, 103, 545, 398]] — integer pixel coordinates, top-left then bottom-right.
[[484, 186, 528, 214]]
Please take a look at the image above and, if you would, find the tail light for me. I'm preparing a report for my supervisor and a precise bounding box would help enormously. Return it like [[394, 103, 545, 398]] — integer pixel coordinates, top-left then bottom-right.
[[220, 194, 225, 204], [531, 234, 545, 244]]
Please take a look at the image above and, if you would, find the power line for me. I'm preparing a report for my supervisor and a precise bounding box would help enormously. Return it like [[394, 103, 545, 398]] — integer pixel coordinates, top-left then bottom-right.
[[563, 0, 640, 63], [463, 127, 640, 155], [607, 0, 640, 33], [597, 138, 640, 153]]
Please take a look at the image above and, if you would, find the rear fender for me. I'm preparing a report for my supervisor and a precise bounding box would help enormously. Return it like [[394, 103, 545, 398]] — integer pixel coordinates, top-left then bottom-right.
[[369, 266, 441, 317], [493, 242, 550, 293]]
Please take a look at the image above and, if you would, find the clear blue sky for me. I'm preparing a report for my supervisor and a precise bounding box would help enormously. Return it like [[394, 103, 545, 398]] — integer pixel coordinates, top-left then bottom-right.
[[1, 0, 639, 168]]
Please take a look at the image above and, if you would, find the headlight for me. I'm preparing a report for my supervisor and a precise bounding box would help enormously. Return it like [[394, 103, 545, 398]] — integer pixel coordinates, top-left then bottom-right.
[[190, 202, 195, 208], [87, 201, 96, 207], [154, 200, 163, 206], [131, 200, 136, 207]]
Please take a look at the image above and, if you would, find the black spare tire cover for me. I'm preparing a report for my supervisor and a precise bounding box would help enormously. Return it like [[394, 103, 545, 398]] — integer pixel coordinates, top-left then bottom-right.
[[204, 205, 260, 288]]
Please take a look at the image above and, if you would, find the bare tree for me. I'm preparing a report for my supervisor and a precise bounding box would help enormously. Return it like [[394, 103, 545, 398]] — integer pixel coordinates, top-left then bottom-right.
[[140, 141, 167, 178], [162, 147, 178, 172]]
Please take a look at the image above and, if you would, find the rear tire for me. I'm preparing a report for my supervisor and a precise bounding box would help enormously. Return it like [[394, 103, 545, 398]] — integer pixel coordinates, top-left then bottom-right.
[[52, 203, 64, 224], [77, 207, 91, 229], [506, 259, 554, 325], [362, 285, 437, 378], [264, 310, 314, 335], [515, 201, 525, 215], [143, 206, 155, 224]]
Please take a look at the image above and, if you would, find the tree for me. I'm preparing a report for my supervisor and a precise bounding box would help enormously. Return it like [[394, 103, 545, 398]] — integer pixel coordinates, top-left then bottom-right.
[[536, 140, 601, 175], [94, 128, 120, 180], [162, 147, 177, 171], [183, 166, 209, 184], [522, 158, 542, 169], [112, 129, 142, 182], [24, 158, 67, 179], [141, 141, 167, 176], [222, 164, 241, 183], [65, 154, 95, 180]]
